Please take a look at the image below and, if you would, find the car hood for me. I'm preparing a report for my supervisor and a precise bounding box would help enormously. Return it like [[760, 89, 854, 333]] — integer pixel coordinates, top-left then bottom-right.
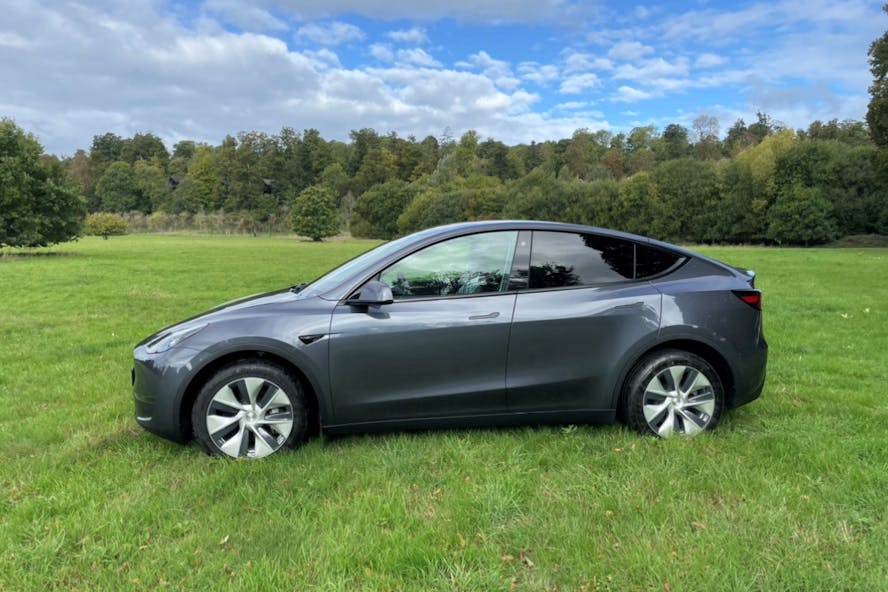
[[137, 288, 308, 347]]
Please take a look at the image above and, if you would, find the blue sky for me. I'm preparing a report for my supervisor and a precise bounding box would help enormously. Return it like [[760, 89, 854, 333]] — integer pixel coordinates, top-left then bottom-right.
[[0, 0, 882, 155]]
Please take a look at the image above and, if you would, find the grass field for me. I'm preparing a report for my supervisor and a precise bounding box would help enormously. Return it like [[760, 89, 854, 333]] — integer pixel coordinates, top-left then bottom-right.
[[1, 234, 886, 591]]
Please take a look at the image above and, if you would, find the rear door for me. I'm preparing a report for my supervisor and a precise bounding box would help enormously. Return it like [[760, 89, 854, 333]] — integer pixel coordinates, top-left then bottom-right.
[[506, 231, 663, 412]]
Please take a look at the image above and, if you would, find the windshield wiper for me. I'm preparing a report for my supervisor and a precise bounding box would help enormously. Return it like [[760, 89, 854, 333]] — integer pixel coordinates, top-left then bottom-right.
[[289, 282, 308, 294]]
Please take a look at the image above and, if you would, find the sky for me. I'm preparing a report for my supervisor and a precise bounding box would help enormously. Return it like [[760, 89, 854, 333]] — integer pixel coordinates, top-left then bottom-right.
[[0, 0, 883, 156]]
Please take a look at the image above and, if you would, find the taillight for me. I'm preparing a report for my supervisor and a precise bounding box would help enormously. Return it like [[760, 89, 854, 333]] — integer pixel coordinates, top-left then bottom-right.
[[733, 290, 762, 310]]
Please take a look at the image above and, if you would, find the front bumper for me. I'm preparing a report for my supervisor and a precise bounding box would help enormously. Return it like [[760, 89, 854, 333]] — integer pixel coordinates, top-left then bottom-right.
[[132, 345, 201, 444]]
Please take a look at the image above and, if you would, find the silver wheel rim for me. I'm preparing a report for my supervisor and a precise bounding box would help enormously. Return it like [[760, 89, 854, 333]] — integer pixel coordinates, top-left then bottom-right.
[[206, 377, 294, 458], [642, 365, 716, 437]]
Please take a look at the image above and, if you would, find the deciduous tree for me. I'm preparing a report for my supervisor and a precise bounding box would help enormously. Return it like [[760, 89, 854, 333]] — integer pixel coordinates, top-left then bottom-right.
[[867, 4, 888, 147], [0, 119, 85, 248]]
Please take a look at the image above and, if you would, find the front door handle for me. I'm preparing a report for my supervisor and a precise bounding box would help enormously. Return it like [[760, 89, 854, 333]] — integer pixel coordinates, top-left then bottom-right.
[[468, 312, 500, 320]]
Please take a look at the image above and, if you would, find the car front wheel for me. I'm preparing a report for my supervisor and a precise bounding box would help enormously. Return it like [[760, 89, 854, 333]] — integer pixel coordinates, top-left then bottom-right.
[[192, 360, 308, 458], [623, 349, 724, 437]]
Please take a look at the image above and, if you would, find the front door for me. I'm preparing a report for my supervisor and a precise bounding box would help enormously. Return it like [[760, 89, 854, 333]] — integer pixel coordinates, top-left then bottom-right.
[[328, 231, 520, 424]]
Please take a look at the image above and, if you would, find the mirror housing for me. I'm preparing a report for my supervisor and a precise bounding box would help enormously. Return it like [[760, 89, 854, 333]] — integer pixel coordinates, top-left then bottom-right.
[[350, 280, 394, 308]]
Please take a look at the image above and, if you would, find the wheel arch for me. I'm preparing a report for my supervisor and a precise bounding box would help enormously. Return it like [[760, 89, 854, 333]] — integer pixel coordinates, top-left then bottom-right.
[[613, 338, 736, 417], [176, 347, 326, 443]]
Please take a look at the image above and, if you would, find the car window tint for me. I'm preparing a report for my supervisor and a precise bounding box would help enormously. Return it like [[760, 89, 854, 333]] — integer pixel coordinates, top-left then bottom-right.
[[636, 244, 681, 278], [529, 232, 635, 289], [380, 231, 518, 299]]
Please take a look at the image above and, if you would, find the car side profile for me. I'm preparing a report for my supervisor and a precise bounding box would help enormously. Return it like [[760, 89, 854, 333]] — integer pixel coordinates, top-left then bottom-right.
[[132, 220, 767, 458]]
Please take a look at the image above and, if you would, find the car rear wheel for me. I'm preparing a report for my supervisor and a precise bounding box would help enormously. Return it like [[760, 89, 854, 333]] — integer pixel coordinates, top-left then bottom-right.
[[623, 349, 724, 437], [192, 360, 308, 458]]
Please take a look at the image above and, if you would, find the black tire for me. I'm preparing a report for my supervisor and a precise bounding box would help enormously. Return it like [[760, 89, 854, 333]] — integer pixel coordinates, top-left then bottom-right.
[[622, 349, 724, 437], [192, 360, 309, 458]]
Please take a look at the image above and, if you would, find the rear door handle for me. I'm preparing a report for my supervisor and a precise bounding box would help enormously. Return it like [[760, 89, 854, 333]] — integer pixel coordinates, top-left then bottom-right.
[[469, 312, 500, 320]]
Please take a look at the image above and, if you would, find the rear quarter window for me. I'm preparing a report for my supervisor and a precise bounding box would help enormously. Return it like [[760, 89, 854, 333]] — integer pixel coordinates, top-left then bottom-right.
[[635, 244, 683, 278]]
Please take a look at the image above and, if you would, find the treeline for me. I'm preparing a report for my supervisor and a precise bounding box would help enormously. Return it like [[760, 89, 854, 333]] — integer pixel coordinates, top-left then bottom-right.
[[59, 113, 887, 245]]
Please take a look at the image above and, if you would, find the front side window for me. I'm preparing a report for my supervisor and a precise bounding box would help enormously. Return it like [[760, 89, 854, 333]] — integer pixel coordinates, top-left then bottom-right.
[[529, 232, 635, 289], [380, 231, 519, 299]]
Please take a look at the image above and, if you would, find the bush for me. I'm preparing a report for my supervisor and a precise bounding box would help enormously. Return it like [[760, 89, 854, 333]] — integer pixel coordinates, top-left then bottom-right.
[[290, 185, 340, 241], [84, 212, 128, 239]]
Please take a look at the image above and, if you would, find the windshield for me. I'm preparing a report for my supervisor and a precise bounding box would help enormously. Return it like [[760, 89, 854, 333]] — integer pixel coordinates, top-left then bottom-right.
[[297, 228, 441, 298]]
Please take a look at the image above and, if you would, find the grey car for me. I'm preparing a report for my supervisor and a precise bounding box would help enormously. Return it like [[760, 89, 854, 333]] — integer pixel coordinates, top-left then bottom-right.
[[133, 220, 767, 458]]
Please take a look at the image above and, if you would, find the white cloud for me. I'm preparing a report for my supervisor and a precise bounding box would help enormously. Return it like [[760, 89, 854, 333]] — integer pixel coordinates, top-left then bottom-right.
[[518, 62, 560, 84], [0, 31, 32, 49], [202, 0, 287, 31], [395, 48, 441, 68], [560, 73, 601, 94], [0, 0, 874, 154], [304, 48, 342, 69], [607, 41, 654, 61], [369, 43, 394, 62], [614, 57, 689, 81], [555, 101, 591, 110], [386, 27, 429, 44], [266, 0, 594, 24], [457, 51, 520, 89], [634, 6, 651, 19], [695, 53, 727, 68], [661, 0, 878, 42], [295, 21, 365, 46], [612, 86, 653, 103], [562, 51, 613, 73]]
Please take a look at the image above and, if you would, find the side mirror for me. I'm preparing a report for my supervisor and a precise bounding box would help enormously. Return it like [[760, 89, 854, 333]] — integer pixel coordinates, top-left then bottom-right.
[[350, 280, 394, 308]]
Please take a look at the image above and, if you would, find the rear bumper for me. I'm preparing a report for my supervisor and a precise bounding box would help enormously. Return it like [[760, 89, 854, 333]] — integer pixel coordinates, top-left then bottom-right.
[[729, 335, 768, 409]]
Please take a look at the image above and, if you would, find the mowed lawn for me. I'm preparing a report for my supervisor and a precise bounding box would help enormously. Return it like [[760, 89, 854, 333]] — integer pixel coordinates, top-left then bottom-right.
[[1, 234, 886, 591]]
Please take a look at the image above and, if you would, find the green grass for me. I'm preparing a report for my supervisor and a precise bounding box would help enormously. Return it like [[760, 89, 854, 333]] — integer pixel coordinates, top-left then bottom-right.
[[1, 235, 886, 591]]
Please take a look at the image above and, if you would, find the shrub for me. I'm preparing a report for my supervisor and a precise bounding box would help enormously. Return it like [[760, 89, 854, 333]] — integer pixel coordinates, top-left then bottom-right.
[[290, 185, 340, 241], [84, 212, 127, 239]]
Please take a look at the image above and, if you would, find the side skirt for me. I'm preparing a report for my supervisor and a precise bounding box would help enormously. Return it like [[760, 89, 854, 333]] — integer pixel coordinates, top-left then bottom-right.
[[321, 409, 617, 436]]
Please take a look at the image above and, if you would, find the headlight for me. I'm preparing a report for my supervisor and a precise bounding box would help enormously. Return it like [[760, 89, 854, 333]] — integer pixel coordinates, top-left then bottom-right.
[[145, 324, 207, 354]]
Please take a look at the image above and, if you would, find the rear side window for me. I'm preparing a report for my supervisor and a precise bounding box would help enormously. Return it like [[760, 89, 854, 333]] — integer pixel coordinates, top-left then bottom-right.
[[528, 232, 684, 289], [529, 232, 635, 288]]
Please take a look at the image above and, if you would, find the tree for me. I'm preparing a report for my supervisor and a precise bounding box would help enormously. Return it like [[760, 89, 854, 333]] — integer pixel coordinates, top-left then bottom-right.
[[350, 180, 416, 239], [0, 119, 85, 248], [747, 112, 779, 143], [121, 132, 169, 166], [352, 147, 398, 195], [65, 149, 95, 205], [867, 4, 888, 147], [95, 161, 139, 212], [766, 185, 837, 245], [651, 158, 720, 242], [658, 124, 691, 161], [133, 159, 168, 212], [563, 129, 593, 178], [89, 132, 124, 172], [397, 175, 504, 234], [290, 185, 339, 241], [84, 212, 127, 239], [502, 169, 583, 222], [692, 114, 721, 160], [170, 146, 221, 213], [612, 172, 657, 235]]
